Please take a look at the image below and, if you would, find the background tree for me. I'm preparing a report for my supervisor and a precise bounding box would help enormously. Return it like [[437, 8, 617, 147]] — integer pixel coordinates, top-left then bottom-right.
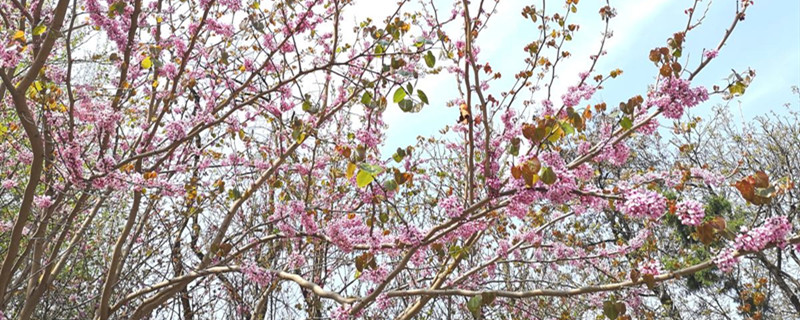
[[0, 0, 797, 319]]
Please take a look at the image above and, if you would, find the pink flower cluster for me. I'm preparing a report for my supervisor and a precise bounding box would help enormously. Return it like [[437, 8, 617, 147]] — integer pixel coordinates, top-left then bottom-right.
[[734, 216, 793, 251], [561, 84, 597, 107], [635, 114, 659, 135], [620, 189, 666, 220], [325, 215, 372, 253], [713, 248, 738, 272], [241, 261, 273, 287], [640, 259, 663, 275], [594, 142, 630, 166], [0, 38, 22, 69], [34, 195, 54, 208], [330, 305, 359, 320], [675, 199, 705, 226], [690, 167, 724, 187], [647, 77, 709, 119], [621, 228, 651, 254], [439, 195, 464, 218], [704, 49, 719, 59], [1, 179, 15, 189]]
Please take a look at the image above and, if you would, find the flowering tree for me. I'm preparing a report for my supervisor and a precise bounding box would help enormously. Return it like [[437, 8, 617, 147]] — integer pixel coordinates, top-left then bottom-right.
[[0, 0, 797, 319]]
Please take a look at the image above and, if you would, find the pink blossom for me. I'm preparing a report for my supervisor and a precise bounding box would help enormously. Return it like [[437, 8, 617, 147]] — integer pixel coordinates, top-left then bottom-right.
[[713, 248, 738, 272], [34, 195, 54, 208], [362, 266, 390, 284], [620, 189, 666, 220], [647, 77, 709, 119], [595, 142, 630, 166], [675, 199, 705, 226], [287, 252, 306, 269], [640, 259, 662, 275], [324, 215, 372, 253], [2, 179, 16, 189], [624, 228, 651, 254], [356, 128, 381, 149], [734, 216, 792, 251], [561, 84, 596, 108], [690, 168, 724, 187], [635, 114, 659, 135], [704, 49, 719, 59], [241, 261, 273, 287], [330, 305, 359, 320], [439, 195, 463, 218]]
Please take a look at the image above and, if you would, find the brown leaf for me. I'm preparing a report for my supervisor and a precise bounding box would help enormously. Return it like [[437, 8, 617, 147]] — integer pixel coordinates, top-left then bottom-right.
[[630, 269, 641, 284], [708, 216, 726, 231], [659, 64, 672, 77], [642, 274, 656, 289], [522, 123, 535, 141], [511, 165, 522, 180], [697, 222, 715, 245]]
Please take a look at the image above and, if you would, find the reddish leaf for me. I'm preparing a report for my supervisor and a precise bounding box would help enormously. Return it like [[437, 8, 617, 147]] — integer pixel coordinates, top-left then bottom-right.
[[753, 171, 769, 188]]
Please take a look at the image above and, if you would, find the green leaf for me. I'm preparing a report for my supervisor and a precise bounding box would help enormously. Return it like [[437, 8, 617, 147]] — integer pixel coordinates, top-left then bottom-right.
[[448, 245, 462, 258], [560, 121, 575, 135], [540, 166, 557, 185], [356, 170, 375, 188], [32, 25, 47, 36], [754, 186, 775, 198], [603, 299, 619, 319], [358, 163, 384, 175], [417, 90, 429, 105], [302, 100, 316, 113], [508, 137, 520, 156], [361, 92, 373, 106], [729, 82, 746, 96], [382, 179, 398, 191], [109, 1, 127, 17], [620, 116, 633, 130], [393, 88, 407, 103], [467, 295, 483, 318], [228, 188, 242, 200], [424, 51, 436, 68], [398, 99, 414, 112]]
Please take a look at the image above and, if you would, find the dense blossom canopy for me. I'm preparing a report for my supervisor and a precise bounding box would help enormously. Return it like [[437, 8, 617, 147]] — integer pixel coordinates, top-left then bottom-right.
[[0, 0, 798, 319]]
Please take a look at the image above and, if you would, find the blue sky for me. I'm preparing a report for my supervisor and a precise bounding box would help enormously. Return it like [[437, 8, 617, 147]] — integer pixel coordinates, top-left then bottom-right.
[[378, 0, 800, 152]]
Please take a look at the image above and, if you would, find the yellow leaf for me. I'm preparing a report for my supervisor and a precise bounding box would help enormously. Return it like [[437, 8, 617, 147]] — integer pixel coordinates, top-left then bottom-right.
[[152, 80, 159, 87], [32, 81, 44, 93], [33, 25, 47, 36], [12, 30, 25, 42], [346, 163, 357, 179], [141, 56, 153, 69]]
